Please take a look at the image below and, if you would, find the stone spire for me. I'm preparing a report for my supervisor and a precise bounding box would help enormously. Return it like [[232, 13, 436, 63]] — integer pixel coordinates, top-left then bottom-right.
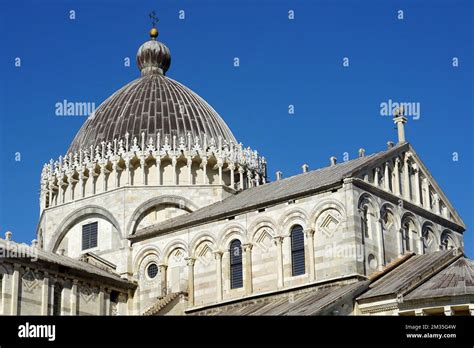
[[136, 13, 171, 76]]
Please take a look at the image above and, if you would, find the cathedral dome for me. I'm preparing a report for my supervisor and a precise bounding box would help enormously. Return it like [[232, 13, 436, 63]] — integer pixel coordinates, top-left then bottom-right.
[[68, 28, 237, 154]]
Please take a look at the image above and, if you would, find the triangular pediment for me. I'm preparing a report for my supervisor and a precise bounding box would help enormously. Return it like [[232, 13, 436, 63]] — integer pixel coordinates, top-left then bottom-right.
[[349, 143, 465, 230]]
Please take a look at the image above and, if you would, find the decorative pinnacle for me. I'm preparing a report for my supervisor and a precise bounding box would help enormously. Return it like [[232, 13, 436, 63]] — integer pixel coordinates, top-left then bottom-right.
[[149, 11, 159, 39], [393, 105, 408, 144], [393, 105, 405, 118]]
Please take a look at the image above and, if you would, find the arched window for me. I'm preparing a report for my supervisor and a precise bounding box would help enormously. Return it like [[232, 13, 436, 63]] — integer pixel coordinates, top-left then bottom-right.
[[422, 226, 435, 253], [361, 206, 370, 239], [53, 283, 62, 316], [290, 225, 305, 276], [381, 208, 394, 232], [229, 240, 243, 289], [441, 231, 456, 250], [402, 221, 411, 253]]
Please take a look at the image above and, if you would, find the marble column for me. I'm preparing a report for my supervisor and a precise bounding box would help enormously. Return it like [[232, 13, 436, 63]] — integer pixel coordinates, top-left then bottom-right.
[[273, 237, 284, 288], [213, 251, 223, 302], [48, 181, 53, 207], [159, 263, 168, 296], [172, 156, 177, 185], [125, 161, 131, 186], [413, 164, 421, 205], [238, 167, 244, 190], [0, 267, 7, 315], [105, 290, 111, 316], [304, 229, 316, 282], [70, 280, 78, 315], [111, 161, 118, 189], [202, 158, 208, 185], [374, 167, 380, 187], [156, 158, 162, 186], [187, 157, 193, 185], [140, 158, 147, 185], [11, 264, 20, 315], [186, 257, 196, 307], [247, 170, 253, 188], [41, 272, 49, 315], [67, 173, 75, 201], [394, 158, 401, 196], [218, 163, 223, 185], [229, 163, 235, 189], [422, 179, 430, 210], [403, 154, 411, 201], [127, 289, 134, 315], [255, 173, 260, 187], [60, 283, 68, 315], [433, 193, 441, 214], [242, 244, 253, 296], [384, 162, 390, 191], [98, 286, 105, 315]]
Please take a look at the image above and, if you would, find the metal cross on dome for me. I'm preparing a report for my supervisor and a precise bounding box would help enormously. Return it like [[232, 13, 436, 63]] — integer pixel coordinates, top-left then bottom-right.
[[149, 11, 159, 27]]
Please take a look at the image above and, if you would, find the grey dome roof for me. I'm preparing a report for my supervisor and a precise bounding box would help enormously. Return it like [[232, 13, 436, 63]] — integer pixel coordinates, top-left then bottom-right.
[[68, 56, 237, 154]]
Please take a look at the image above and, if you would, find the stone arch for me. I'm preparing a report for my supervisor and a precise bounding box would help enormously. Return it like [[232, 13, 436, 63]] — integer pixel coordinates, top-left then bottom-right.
[[358, 193, 380, 219], [0, 263, 11, 276], [400, 212, 422, 253], [133, 245, 162, 273], [127, 195, 198, 235], [379, 202, 403, 262], [162, 240, 189, 264], [248, 217, 278, 242], [47, 205, 122, 252], [278, 208, 309, 236], [358, 193, 380, 240], [309, 198, 346, 231], [189, 232, 217, 258], [218, 223, 247, 250], [380, 203, 401, 232], [421, 221, 438, 253], [163, 240, 189, 294], [401, 212, 422, 233], [440, 229, 458, 250]]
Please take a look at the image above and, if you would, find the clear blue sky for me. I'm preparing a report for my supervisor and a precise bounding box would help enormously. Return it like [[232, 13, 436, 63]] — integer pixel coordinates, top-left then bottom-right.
[[0, 0, 472, 256]]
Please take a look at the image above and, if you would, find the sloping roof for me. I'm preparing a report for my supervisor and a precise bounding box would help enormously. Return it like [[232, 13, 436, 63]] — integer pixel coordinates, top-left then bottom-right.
[[189, 280, 369, 316], [131, 144, 405, 241], [0, 239, 135, 289], [404, 257, 474, 301], [357, 249, 461, 301], [143, 292, 184, 315]]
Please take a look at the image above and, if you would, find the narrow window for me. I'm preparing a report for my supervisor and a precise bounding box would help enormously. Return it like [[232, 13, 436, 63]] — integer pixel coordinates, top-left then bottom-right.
[[361, 206, 370, 238], [403, 222, 411, 252], [82, 222, 98, 250], [229, 239, 243, 289], [53, 283, 62, 316], [291, 225, 305, 276]]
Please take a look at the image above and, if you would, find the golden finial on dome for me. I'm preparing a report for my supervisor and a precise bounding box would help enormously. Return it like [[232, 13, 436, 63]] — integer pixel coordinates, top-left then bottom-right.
[[150, 27, 158, 38], [149, 11, 159, 39]]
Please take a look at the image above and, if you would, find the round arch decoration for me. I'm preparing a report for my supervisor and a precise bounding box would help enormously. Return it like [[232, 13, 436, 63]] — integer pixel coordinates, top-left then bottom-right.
[[217, 222, 247, 250], [127, 195, 198, 236], [47, 205, 121, 252]]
